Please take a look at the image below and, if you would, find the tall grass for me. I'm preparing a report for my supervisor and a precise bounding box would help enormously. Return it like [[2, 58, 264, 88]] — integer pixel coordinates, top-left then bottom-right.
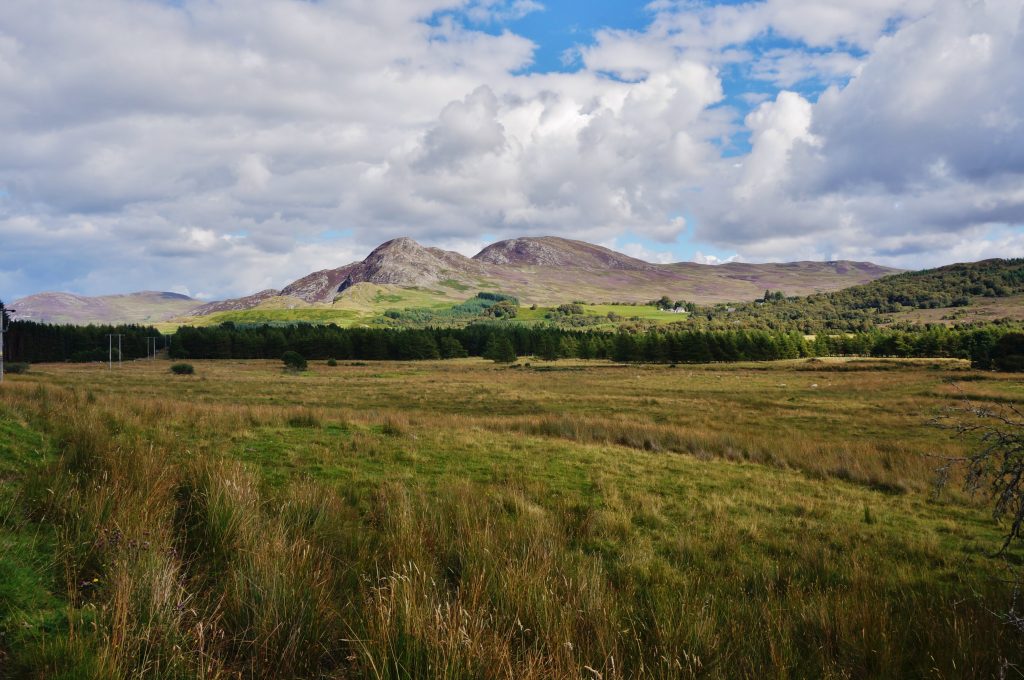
[[0, 361, 1021, 677]]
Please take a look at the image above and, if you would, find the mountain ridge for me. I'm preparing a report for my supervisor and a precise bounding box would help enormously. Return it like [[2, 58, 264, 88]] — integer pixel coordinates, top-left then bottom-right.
[[222, 235, 898, 308], [11, 291, 201, 325], [13, 236, 904, 324], [473, 236, 657, 270]]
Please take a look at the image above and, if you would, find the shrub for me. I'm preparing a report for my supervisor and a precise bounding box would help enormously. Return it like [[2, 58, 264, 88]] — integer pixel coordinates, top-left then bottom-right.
[[326, 358, 338, 367], [483, 300, 518, 319], [282, 351, 308, 372], [4, 362, 30, 374], [170, 363, 194, 375], [992, 332, 1024, 372]]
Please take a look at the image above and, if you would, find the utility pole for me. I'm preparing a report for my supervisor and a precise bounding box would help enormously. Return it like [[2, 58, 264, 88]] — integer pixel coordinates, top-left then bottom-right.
[[107, 333, 124, 369], [0, 303, 15, 384]]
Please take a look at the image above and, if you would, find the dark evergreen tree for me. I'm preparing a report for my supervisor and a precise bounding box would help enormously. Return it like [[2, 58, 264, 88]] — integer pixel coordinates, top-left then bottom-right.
[[993, 332, 1024, 372], [537, 333, 560, 361], [483, 334, 516, 363], [398, 331, 440, 360], [439, 336, 469, 359]]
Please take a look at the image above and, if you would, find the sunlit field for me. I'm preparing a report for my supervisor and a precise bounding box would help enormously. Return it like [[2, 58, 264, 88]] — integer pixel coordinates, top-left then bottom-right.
[[1, 358, 1022, 677]]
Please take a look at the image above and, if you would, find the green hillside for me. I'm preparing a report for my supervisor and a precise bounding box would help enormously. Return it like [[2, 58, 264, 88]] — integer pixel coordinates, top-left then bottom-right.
[[159, 259, 1024, 334], [682, 258, 1024, 333]]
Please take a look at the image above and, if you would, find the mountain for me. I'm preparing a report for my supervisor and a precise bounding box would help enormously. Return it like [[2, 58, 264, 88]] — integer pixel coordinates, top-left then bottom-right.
[[186, 238, 489, 315], [12, 291, 201, 325], [281, 237, 487, 301], [186, 236, 899, 315], [11, 237, 903, 326]]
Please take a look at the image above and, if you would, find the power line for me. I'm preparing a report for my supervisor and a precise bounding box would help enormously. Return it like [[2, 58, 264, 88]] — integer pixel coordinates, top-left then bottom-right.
[[0, 303, 15, 384], [107, 333, 124, 369]]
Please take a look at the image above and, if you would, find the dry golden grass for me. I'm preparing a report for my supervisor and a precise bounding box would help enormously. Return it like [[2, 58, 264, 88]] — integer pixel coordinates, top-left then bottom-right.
[[0, 358, 1021, 677]]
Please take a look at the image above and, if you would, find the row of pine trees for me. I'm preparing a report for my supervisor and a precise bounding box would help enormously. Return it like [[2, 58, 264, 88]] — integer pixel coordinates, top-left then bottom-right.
[[4, 319, 1021, 370]]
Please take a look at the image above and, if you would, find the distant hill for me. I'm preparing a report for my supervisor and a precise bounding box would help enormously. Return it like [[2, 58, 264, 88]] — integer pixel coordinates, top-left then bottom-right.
[[10, 236, 903, 326], [188, 236, 899, 316], [688, 258, 1024, 333], [11, 291, 201, 325]]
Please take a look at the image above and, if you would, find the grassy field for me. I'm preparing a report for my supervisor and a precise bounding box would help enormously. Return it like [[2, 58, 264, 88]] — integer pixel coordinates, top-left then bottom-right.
[[516, 304, 687, 326], [1, 358, 1022, 677], [163, 284, 468, 331], [164, 289, 686, 332]]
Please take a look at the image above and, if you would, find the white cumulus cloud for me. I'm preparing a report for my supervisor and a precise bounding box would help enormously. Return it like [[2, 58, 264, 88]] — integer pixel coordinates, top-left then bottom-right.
[[0, 0, 1020, 299]]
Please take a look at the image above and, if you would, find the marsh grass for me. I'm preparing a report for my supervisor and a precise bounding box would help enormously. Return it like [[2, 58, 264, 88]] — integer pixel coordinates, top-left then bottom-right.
[[0, 359, 1021, 677]]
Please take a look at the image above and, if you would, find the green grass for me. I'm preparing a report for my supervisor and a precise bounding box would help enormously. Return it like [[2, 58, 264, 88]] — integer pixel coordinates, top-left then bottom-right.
[[190, 307, 365, 326], [515, 304, 687, 327], [439, 279, 471, 292], [171, 291, 687, 332], [0, 410, 105, 676], [166, 284, 692, 332], [580, 303, 687, 320], [170, 284, 465, 329], [0, 359, 1021, 677]]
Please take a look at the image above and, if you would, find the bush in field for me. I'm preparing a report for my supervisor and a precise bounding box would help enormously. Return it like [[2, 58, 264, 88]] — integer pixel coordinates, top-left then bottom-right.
[[282, 351, 307, 372], [992, 332, 1024, 372], [326, 358, 338, 367], [4, 362, 30, 374], [170, 363, 194, 375]]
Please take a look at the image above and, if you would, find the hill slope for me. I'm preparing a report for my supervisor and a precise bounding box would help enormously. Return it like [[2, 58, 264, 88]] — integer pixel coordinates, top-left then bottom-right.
[[685, 258, 1024, 333], [187, 236, 899, 317], [11, 291, 201, 325], [11, 237, 903, 326]]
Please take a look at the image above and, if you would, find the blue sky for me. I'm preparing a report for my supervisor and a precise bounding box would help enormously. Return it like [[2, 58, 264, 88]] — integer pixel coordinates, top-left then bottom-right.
[[1, 0, 1022, 299], [422, 1, 836, 264], [431, 0, 864, 265], [492, 1, 654, 72]]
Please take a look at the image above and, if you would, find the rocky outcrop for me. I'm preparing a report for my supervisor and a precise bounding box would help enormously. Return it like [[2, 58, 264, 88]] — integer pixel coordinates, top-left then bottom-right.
[[278, 238, 486, 303], [473, 237, 656, 271]]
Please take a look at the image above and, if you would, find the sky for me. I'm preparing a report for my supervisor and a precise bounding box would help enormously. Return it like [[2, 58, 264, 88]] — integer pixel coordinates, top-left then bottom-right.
[[1, 0, 1023, 300]]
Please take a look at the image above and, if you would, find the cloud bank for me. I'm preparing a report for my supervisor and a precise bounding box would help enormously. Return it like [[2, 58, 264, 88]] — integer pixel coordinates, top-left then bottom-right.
[[1, 0, 1022, 298]]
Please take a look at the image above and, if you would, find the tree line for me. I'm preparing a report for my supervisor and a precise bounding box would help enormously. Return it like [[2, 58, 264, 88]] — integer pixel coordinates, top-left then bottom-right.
[[5, 319, 1021, 370], [165, 322, 1022, 368], [3, 320, 165, 363]]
